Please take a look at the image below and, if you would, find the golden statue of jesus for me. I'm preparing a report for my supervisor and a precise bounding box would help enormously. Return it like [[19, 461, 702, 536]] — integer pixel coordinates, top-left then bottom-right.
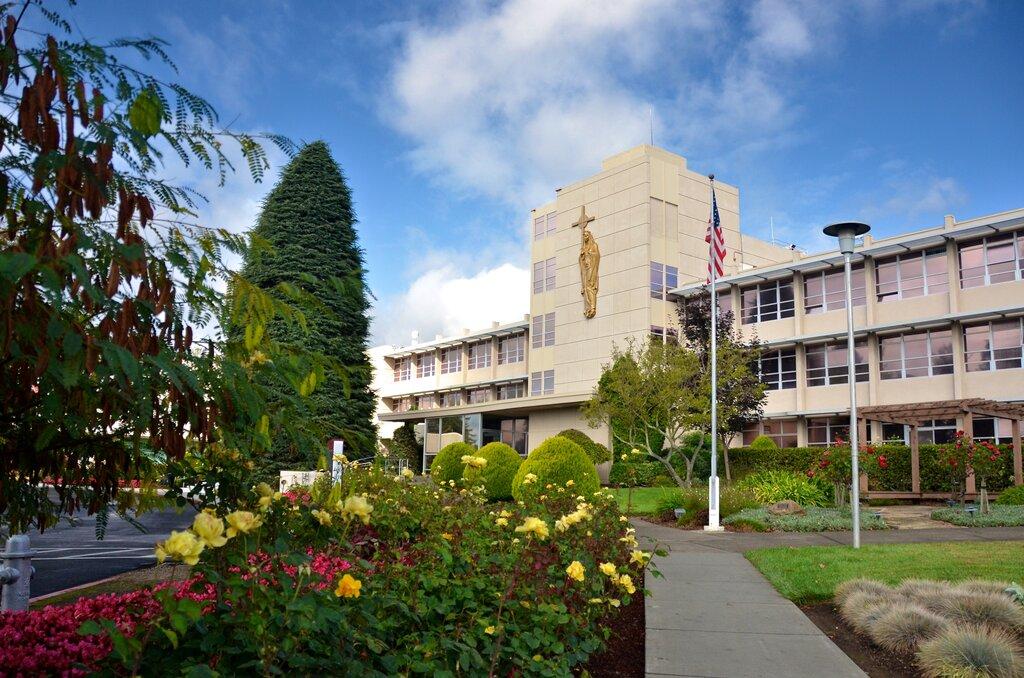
[[572, 205, 599, 318]]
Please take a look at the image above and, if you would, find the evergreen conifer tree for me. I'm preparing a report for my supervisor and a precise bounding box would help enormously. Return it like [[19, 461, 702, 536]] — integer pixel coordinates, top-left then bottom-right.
[[240, 142, 377, 471]]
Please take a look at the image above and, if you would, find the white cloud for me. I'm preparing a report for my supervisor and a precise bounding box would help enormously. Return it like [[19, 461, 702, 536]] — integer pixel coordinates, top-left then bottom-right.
[[872, 175, 968, 221], [372, 263, 529, 346]]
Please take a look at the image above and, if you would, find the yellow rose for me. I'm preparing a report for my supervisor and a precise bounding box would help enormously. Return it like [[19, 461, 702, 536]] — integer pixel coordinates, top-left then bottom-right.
[[402, 468, 415, 479], [630, 550, 650, 565], [334, 573, 362, 598], [565, 560, 585, 582], [225, 510, 262, 538], [484, 625, 496, 635], [495, 517, 508, 527], [565, 479, 574, 487], [157, 530, 204, 566], [599, 562, 617, 577], [441, 532, 453, 541], [617, 573, 636, 594], [312, 509, 333, 526], [339, 495, 374, 525], [514, 517, 549, 540], [461, 455, 488, 469], [608, 599, 621, 607], [522, 473, 538, 485], [191, 512, 228, 548]]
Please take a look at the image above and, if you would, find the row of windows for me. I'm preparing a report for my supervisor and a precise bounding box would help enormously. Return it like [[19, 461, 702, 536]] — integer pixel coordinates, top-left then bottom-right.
[[754, 319, 1024, 390], [532, 313, 555, 348], [391, 380, 529, 412], [533, 211, 557, 241], [738, 230, 1024, 325], [533, 257, 556, 294], [743, 417, 970, 448], [393, 334, 527, 381]]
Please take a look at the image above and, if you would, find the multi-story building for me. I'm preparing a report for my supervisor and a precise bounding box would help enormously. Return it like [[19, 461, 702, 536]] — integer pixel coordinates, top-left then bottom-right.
[[374, 144, 1024, 474]]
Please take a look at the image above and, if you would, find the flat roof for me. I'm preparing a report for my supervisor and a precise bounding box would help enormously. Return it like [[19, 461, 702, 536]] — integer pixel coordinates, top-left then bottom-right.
[[384, 319, 529, 359]]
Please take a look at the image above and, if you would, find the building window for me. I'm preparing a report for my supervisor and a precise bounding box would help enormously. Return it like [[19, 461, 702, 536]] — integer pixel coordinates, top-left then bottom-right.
[[533, 257, 556, 293], [467, 387, 491, 404], [531, 313, 555, 348], [918, 419, 957, 444], [650, 261, 679, 300], [959, 232, 1024, 289], [416, 352, 434, 378], [500, 418, 529, 456], [467, 340, 492, 370], [533, 211, 557, 240], [440, 391, 462, 408], [650, 326, 679, 344], [973, 417, 1012, 444], [392, 396, 413, 413], [881, 423, 908, 444], [531, 370, 554, 396], [416, 394, 436, 410], [497, 381, 525, 400], [805, 339, 869, 386], [763, 420, 798, 447], [808, 417, 850, 446], [757, 348, 797, 390], [804, 265, 866, 314], [879, 329, 954, 379], [740, 280, 795, 324], [876, 248, 949, 302], [964, 319, 1024, 372], [440, 347, 462, 374], [393, 357, 411, 381], [497, 333, 525, 364]]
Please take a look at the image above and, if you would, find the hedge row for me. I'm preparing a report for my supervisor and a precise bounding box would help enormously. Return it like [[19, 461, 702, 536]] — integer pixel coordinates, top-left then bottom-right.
[[727, 443, 1018, 492]]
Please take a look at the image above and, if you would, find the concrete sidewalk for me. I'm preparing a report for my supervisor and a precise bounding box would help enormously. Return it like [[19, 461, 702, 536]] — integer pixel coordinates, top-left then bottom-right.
[[635, 521, 1024, 678]]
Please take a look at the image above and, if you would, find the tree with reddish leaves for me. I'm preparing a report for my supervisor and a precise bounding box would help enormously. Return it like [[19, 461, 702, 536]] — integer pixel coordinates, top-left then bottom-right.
[[0, 2, 334, 533]]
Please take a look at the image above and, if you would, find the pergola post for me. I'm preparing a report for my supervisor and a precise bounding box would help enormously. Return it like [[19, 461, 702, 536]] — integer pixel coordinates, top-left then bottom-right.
[[963, 411, 976, 495], [910, 424, 921, 495], [857, 417, 870, 495], [1012, 418, 1023, 487]]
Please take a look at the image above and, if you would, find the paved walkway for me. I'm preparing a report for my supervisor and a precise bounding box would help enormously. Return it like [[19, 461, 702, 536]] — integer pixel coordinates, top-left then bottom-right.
[[634, 520, 1024, 678]]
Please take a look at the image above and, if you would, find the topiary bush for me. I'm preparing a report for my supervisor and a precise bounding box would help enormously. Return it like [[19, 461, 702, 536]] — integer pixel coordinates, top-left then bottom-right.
[[556, 429, 611, 465], [465, 442, 522, 501], [749, 435, 778, 451], [996, 484, 1024, 505], [430, 441, 476, 484], [917, 626, 1023, 678], [737, 470, 830, 507], [512, 436, 599, 501]]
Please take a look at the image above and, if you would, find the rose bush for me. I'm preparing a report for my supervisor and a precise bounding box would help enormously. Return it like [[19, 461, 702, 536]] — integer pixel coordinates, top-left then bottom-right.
[[2, 463, 657, 676]]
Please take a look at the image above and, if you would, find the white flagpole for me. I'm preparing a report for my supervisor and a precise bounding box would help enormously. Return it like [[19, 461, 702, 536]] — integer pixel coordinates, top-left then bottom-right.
[[706, 175, 723, 531]]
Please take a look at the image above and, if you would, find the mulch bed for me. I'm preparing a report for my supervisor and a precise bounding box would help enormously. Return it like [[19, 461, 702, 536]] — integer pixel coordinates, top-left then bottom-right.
[[578, 571, 645, 677], [800, 602, 917, 678]]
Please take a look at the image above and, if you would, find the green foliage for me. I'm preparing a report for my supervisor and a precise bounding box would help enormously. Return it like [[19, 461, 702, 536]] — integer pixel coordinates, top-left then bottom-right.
[[431, 442, 475, 484], [465, 442, 522, 501], [930, 505, 1024, 527], [391, 423, 423, 475], [557, 429, 612, 464], [608, 460, 663, 487], [917, 626, 1023, 678], [996, 485, 1024, 505], [237, 142, 377, 474], [80, 467, 656, 674], [720, 486, 761, 517], [737, 470, 830, 507], [722, 507, 888, 532], [651, 485, 757, 527], [749, 435, 778, 451], [512, 437, 600, 501], [650, 475, 676, 487]]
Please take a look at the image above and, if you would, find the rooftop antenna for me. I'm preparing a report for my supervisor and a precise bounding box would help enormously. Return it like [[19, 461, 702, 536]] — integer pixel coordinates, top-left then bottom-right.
[[770, 216, 776, 245]]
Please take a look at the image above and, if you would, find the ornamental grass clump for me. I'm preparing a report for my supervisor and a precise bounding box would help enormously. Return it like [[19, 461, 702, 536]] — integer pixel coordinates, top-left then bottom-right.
[[935, 592, 1024, 633], [835, 578, 892, 608], [917, 626, 1024, 678], [869, 603, 949, 654], [841, 590, 902, 634]]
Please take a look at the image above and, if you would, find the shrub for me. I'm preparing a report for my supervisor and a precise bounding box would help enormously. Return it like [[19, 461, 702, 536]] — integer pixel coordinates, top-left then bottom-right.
[[897, 579, 951, 600], [720, 486, 760, 518], [650, 474, 676, 487], [430, 442, 476, 483], [608, 461, 662, 487], [835, 578, 891, 607], [557, 429, 612, 465], [737, 470, 830, 507], [869, 603, 948, 654], [512, 436, 600, 501], [463, 442, 522, 501], [917, 626, 1023, 678], [934, 592, 1024, 633], [654, 487, 706, 527], [996, 485, 1024, 505], [841, 590, 901, 634], [749, 435, 778, 451], [957, 580, 1018, 598]]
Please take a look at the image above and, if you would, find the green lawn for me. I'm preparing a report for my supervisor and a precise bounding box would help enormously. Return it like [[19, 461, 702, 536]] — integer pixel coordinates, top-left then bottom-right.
[[607, 487, 679, 515], [746, 541, 1024, 603]]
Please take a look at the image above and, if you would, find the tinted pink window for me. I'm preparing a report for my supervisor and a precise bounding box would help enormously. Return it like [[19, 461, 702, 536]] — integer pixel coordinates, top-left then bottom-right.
[[924, 249, 949, 294], [963, 324, 990, 371], [900, 256, 924, 297], [902, 332, 929, 377], [876, 259, 898, 301], [987, 236, 1016, 283], [879, 336, 902, 379], [959, 242, 985, 288]]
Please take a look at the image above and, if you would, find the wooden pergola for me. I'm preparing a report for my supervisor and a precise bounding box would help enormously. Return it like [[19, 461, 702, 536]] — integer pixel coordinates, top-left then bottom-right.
[[856, 398, 1024, 498]]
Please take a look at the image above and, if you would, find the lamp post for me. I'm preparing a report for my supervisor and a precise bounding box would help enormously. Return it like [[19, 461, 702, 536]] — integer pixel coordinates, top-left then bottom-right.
[[822, 221, 871, 549]]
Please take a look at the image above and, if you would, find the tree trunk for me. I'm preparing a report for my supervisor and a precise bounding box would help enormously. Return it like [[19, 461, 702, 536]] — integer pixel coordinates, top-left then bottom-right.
[[655, 454, 688, 490], [719, 434, 732, 483]]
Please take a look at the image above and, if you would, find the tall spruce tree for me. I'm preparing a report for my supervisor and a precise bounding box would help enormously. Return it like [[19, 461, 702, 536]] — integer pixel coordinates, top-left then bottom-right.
[[240, 142, 377, 471]]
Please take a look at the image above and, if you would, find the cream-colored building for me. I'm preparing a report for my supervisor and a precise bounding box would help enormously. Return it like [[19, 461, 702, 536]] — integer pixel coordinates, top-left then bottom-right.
[[374, 144, 1024, 470]]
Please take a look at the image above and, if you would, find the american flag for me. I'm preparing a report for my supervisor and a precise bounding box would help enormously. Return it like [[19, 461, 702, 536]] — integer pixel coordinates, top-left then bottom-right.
[[705, 185, 725, 283]]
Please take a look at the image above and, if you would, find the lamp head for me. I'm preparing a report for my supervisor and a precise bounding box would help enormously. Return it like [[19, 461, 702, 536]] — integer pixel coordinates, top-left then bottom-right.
[[823, 221, 871, 255]]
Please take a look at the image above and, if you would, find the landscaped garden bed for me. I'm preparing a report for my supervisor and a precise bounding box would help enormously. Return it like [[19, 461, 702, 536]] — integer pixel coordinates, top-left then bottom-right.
[[931, 504, 1024, 527], [1, 439, 656, 676], [724, 507, 888, 532]]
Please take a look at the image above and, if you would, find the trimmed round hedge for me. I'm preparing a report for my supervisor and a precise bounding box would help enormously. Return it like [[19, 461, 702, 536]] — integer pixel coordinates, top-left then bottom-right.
[[996, 484, 1024, 505], [511, 436, 600, 501], [556, 429, 612, 465], [749, 435, 778, 451], [430, 441, 476, 483], [464, 442, 523, 501]]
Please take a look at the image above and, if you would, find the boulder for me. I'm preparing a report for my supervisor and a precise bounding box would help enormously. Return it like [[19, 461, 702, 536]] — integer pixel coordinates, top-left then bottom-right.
[[768, 500, 805, 516]]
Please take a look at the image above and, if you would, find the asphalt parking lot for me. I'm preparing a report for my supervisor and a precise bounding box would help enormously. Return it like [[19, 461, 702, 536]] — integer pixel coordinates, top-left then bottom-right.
[[24, 504, 196, 598]]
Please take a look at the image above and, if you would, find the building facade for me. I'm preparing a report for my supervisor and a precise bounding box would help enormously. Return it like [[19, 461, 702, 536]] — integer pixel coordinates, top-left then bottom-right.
[[373, 144, 1024, 471]]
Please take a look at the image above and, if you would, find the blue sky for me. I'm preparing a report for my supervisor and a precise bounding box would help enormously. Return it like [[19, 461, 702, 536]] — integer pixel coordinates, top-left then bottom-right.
[[67, 0, 1023, 345]]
